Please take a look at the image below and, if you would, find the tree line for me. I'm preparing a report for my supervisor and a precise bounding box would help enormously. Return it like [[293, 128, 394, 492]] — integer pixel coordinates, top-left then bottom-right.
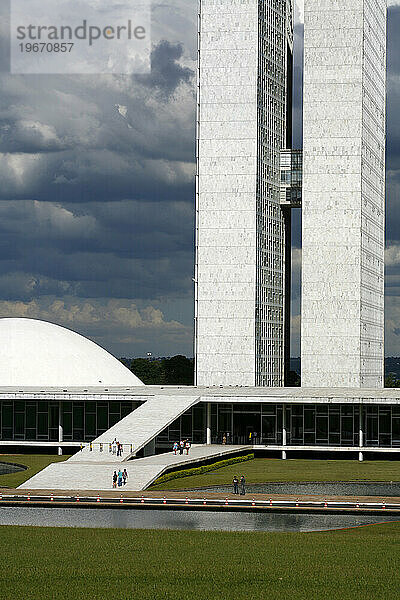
[[122, 355, 400, 388], [122, 355, 194, 386]]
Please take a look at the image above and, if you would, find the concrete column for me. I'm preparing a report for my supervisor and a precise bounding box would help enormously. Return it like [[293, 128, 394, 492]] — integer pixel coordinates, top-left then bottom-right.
[[359, 404, 364, 462], [58, 401, 63, 456], [282, 404, 287, 460], [206, 403, 212, 445]]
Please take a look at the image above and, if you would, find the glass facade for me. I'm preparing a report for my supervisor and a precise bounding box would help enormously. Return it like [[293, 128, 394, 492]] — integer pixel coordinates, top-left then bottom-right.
[[0, 400, 140, 442], [156, 405, 205, 445], [210, 403, 400, 448], [280, 149, 302, 207], [1, 400, 400, 450]]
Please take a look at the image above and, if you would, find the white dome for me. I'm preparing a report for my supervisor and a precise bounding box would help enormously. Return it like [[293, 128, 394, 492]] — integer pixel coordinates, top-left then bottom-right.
[[0, 318, 144, 387]]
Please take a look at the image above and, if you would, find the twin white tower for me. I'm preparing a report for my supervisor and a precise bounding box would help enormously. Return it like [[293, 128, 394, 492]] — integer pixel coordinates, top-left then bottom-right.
[[195, 0, 387, 389]]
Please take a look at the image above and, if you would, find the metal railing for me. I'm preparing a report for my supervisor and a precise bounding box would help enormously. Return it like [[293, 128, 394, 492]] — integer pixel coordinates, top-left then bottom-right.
[[78, 442, 135, 455]]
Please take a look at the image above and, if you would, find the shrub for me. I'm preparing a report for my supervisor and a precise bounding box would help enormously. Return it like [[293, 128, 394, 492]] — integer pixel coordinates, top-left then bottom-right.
[[151, 453, 255, 487]]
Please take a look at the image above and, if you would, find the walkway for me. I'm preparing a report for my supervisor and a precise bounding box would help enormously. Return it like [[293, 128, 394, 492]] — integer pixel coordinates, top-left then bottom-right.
[[19, 445, 251, 491]]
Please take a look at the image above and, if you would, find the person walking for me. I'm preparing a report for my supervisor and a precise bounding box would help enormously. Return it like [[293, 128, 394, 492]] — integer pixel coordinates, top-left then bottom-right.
[[122, 469, 128, 485], [233, 475, 239, 495], [179, 440, 184, 455], [173, 442, 178, 455], [117, 469, 123, 487], [112, 471, 117, 489], [185, 440, 191, 455], [112, 438, 117, 455], [222, 434, 227, 445], [240, 475, 246, 496]]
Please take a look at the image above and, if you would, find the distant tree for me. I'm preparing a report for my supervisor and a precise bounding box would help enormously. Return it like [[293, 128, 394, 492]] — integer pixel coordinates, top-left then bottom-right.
[[130, 358, 166, 385], [385, 372, 400, 388], [162, 355, 194, 386], [128, 355, 194, 385]]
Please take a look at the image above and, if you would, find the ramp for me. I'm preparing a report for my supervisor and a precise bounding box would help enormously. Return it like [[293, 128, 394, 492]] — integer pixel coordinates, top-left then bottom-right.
[[19, 445, 251, 491], [20, 393, 201, 489], [68, 394, 200, 463]]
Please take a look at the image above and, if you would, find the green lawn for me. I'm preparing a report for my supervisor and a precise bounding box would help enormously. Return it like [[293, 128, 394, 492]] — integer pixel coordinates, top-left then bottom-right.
[[0, 454, 70, 488], [152, 458, 400, 490], [0, 524, 399, 599]]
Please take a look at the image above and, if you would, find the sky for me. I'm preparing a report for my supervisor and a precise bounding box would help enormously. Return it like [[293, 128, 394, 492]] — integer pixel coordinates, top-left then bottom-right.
[[0, 1, 399, 360]]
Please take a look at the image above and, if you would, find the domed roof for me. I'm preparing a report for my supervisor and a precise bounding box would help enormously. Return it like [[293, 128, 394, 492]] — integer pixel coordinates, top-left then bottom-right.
[[0, 318, 144, 387]]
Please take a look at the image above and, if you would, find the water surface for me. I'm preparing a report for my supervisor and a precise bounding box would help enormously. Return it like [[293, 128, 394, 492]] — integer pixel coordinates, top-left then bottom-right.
[[0, 507, 399, 532]]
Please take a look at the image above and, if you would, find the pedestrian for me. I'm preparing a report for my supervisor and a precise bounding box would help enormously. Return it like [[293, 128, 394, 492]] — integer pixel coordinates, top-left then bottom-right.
[[173, 441, 178, 455], [117, 469, 123, 487], [185, 440, 191, 455], [240, 475, 246, 496], [112, 438, 117, 455], [233, 475, 239, 495], [222, 434, 227, 445], [123, 469, 128, 485], [179, 440, 184, 455], [112, 471, 117, 489], [249, 431, 252, 443], [253, 431, 258, 445]]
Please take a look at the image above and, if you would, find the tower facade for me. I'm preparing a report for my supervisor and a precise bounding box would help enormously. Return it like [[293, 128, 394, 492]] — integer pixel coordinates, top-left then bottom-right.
[[195, 0, 293, 387], [301, 0, 387, 388]]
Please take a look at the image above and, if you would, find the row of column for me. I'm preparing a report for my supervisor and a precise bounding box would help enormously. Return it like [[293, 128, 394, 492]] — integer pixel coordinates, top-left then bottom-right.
[[205, 403, 365, 462]]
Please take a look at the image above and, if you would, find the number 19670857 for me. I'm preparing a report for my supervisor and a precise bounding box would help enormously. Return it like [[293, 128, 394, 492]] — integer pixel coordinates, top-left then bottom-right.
[[19, 43, 74, 53]]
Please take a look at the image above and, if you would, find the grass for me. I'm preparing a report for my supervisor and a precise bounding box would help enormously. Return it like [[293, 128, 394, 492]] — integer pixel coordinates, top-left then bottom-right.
[[0, 523, 399, 599], [151, 458, 400, 490], [0, 454, 70, 488]]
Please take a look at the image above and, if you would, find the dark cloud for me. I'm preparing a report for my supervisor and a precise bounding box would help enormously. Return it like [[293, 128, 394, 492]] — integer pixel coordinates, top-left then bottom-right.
[[137, 40, 194, 99], [0, 15, 197, 355], [0, 199, 194, 302]]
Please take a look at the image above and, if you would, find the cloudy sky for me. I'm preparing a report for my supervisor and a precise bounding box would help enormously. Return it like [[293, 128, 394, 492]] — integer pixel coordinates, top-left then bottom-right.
[[0, 1, 399, 360]]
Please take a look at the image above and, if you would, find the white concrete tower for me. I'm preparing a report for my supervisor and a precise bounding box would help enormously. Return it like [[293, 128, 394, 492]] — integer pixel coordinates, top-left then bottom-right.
[[301, 0, 387, 388], [195, 0, 293, 387]]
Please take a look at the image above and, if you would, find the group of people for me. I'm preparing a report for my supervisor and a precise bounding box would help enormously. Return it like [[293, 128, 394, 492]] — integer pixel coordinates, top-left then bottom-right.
[[172, 440, 191, 455], [112, 468, 128, 488], [111, 438, 123, 457], [232, 475, 246, 495], [221, 433, 230, 445], [221, 432, 258, 445]]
